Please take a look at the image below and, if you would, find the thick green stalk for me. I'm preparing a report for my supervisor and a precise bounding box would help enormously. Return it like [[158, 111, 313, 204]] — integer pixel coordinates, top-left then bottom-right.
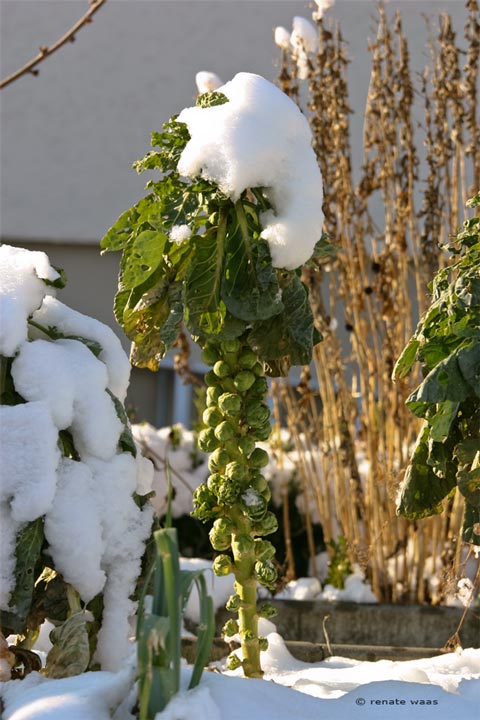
[[194, 336, 278, 677]]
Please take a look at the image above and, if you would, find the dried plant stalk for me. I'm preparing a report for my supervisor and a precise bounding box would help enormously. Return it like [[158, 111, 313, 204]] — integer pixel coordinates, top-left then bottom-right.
[[274, 0, 478, 603]]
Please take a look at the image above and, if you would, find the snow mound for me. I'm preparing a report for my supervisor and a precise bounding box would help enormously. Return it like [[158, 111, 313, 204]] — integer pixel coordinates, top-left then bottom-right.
[[177, 72, 324, 270]]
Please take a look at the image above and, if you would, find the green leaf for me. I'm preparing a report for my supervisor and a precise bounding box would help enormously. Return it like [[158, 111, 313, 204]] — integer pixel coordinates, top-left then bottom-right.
[[184, 227, 226, 338], [457, 342, 480, 396], [247, 274, 316, 376], [149, 118, 191, 174], [221, 206, 283, 322], [397, 425, 456, 520], [159, 283, 184, 349], [457, 466, 480, 507], [120, 230, 167, 291], [196, 91, 229, 108], [100, 197, 154, 254], [407, 353, 471, 405], [310, 233, 337, 261], [44, 611, 91, 678], [0, 519, 44, 634], [43, 265, 67, 289], [462, 502, 480, 544], [106, 389, 137, 457], [429, 401, 460, 442], [393, 338, 420, 379]]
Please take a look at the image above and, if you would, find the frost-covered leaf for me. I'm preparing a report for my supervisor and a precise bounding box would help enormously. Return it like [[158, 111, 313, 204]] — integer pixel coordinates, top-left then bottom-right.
[[45, 611, 91, 678]]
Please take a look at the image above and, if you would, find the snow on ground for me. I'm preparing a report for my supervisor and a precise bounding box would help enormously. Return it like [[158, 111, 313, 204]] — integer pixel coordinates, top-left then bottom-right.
[[176, 72, 324, 270], [2, 637, 479, 720]]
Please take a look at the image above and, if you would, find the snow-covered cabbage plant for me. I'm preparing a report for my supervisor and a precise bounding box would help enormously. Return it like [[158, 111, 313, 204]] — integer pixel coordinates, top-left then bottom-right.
[[0, 245, 154, 677], [101, 72, 327, 677], [394, 194, 480, 546]]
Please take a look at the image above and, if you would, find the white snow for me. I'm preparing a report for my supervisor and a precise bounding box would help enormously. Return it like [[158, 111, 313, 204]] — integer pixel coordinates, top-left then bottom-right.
[[180, 558, 235, 624], [31, 296, 131, 402], [1, 666, 134, 720], [274, 26, 291, 50], [313, 0, 335, 21], [291, 16, 319, 55], [290, 17, 318, 80], [176, 72, 324, 270], [12, 338, 124, 460], [2, 644, 479, 720], [0, 245, 58, 357], [276, 577, 322, 600], [319, 566, 378, 603], [1, 246, 154, 674], [44, 458, 106, 603], [195, 71, 223, 94], [170, 224, 192, 244], [133, 422, 208, 517]]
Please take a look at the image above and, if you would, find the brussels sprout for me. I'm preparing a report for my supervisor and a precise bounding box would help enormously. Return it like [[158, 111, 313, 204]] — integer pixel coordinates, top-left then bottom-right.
[[217, 481, 241, 504], [253, 422, 272, 442], [232, 533, 254, 559], [258, 602, 278, 620], [247, 377, 269, 399], [250, 473, 268, 493], [252, 361, 264, 376], [205, 369, 221, 386], [258, 637, 269, 652], [207, 472, 222, 495], [213, 360, 231, 378], [214, 517, 235, 535], [254, 560, 278, 587], [254, 539, 276, 562], [197, 427, 220, 452], [218, 392, 242, 417], [213, 554, 233, 576], [201, 345, 219, 366], [253, 511, 278, 536], [241, 490, 268, 521], [222, 618, 239, 638], [260, 485, 271, 502], [248, 447, 269, 469], [225, 460, 248, 484], [227, 653, 242, 671], [238, 348, 257, 370], [206, 385, 222, 406], [246, 403, 270, 428], [208, 448, 229, 473], [233, 370, 256, 392], [209, 526, 231, 551], [225, 593, 241, 612], [221, 338, 241, 354], [192, 484, 217, 521], [203, 406, 223, 428], [214, 420, 236, 442], [238, 435, 256, 456]]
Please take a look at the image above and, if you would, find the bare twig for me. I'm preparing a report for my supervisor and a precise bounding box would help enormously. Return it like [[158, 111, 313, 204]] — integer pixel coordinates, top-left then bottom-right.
[[0, 0, 107, 90]]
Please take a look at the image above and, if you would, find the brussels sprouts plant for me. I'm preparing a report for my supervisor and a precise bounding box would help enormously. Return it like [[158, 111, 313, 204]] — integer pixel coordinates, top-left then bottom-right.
[[101, 75, 327, 677], [394, 194, 480, 546]]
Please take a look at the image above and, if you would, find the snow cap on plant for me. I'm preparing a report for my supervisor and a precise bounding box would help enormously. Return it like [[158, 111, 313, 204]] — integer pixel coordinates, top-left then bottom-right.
[[195, 71, 223, 94], [313, 0, 335, 21], [274, 26, 291, 50], [176, 72, 324, 270]]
